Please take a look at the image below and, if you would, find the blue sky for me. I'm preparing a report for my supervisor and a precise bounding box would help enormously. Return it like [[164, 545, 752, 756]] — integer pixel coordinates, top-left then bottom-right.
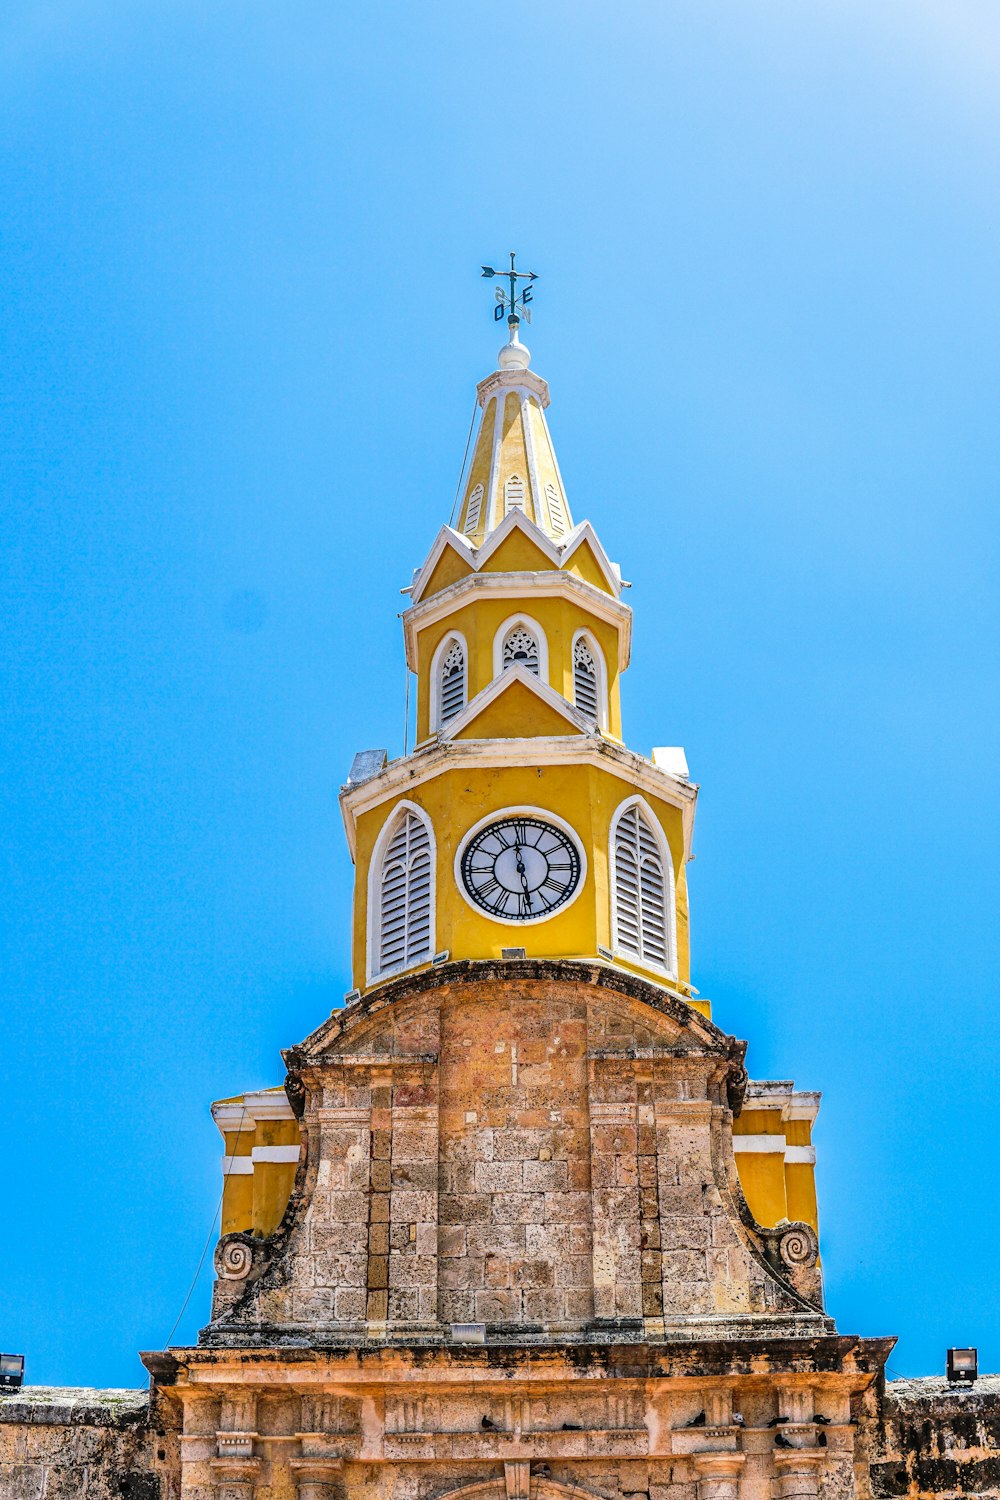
[[2, 0, 998, 1388]]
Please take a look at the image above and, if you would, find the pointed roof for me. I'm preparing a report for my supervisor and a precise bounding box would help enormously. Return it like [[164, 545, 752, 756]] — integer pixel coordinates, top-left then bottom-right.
[[454, 325, 575, 546]]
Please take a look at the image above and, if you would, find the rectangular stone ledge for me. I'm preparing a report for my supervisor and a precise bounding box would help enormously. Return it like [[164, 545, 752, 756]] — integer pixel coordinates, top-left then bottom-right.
[[0, 1388, 150, 1427], [382, 1428, 651, 1461]]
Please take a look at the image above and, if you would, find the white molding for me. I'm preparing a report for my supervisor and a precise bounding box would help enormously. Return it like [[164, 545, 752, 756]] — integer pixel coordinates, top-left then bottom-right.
[[486, 391, 504, 532], [251, 1145, 301, 1164], [559, 520, 621, 593], [520, 391, 543, 527], [409, 525, 477, 604], [428, 629, 469, 735], [492, 612, 550, 682], [340, 736, 698, 865], [438, 663, 591, 743], [365, 799, 437, 987], [784, 1145, 817, 1165], [221, 1156, 255, 1175], [572, 627, 609, 732], [732, 1135, 786, 1154], [608, 794, 678, 982], [743, 1082, 821, 1124], [453, 804, 588, 927], [476, 506, 563, 572], [211, 1089, 294, 1139], [404, 570, 632, 674]]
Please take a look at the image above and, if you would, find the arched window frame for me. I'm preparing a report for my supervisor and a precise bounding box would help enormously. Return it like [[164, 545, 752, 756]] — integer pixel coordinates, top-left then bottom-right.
[[429, 630, 469, 734], [492, 614, 549, 682], [608, 795, 677, 980], [571, 629, 608, 731], [366, 800, 436, 985]]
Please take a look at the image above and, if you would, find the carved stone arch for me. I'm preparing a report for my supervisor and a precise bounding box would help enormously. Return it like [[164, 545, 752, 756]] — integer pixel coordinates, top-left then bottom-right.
[[430, 1475, 609, 1500]]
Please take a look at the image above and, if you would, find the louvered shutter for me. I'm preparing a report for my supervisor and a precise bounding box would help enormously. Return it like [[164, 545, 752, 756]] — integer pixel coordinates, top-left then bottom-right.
[[464, 483, 484, 535], [439, 640, 466, 725], [378, 811, 432, 976], [613, 805, 670, 970], [502, 626, 540, 675], [545, 481, 567, 536], [573, 638, 599, 723], [504, 475, 525, 515]]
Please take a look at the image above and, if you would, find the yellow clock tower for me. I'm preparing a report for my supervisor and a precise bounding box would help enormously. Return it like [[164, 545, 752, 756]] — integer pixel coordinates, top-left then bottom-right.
[[344, 312, 697, 1006]]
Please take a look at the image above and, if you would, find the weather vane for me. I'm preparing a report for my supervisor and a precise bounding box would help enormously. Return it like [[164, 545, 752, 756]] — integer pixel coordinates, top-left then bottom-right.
[[481, 251, 538, 326]]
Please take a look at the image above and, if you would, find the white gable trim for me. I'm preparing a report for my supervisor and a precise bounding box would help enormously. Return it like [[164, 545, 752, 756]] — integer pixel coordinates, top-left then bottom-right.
[[560, 521, 622, 594], [438, 663, 592, 743], [410, 526, 477, 603], [475, 506, 564, 571]]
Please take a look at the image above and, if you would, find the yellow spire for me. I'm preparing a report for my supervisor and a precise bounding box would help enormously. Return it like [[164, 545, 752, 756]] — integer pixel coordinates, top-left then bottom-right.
[[455, 324, 574, 545]]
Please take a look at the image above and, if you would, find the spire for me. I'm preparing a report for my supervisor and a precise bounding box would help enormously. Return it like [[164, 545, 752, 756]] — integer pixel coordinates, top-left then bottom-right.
[[456, 258, 574, 545]]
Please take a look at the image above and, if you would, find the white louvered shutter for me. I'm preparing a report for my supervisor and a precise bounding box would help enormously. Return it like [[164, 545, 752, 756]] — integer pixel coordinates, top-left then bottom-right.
[[573, 638, 599, 723], [378, 811, 432, 976], [613, 805, 670, 970], [464, 483, 484, 536], [439, 639, 466, 725], [504, 475, 525, 515], [545, 481, 567, 536], [502, 626, 540, 676]]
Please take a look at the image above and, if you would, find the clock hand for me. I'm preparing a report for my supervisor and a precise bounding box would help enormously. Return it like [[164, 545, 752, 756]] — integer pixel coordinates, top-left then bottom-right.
[[513, 841, 532, 906]]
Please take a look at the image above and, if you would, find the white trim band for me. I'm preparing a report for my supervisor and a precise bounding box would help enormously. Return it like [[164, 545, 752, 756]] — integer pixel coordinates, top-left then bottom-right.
[[733, 1135, 786, 1154], [251, 1145, 301, 1164], [221, 1157, 254, 1176]]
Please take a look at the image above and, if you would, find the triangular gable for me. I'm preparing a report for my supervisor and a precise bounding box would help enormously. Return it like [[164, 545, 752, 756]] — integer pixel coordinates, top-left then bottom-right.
[[442, 665, 591, 742], [478, 526, 558, 577], [411, 526, 476, 603], [559, 521, 621, 596], [475, 507, 562, 571]]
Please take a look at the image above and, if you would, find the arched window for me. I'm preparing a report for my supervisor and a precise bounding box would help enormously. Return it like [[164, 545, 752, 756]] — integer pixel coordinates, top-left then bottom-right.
[[545, 481, 567, 537], [373, 806, 433, 980], [502, 625, 540, 675], [611, 800, 675, 975], [439, 638, 466, 725], [573, 637, 600, 724], [504, 475, 525, 515], [464, 483, 484, 536]]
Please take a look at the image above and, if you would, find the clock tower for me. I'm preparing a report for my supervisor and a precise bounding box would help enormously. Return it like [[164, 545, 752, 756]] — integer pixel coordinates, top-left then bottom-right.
[[345, 313, 697, 1005], [141, 280, 894, 1500]]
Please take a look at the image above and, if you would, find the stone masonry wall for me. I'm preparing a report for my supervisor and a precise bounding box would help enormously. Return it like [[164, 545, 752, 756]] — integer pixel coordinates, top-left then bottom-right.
[[4, 1374, 1000, 1496], [0, 1387, 177, 1499], [858, 1374, 1000, 1498]]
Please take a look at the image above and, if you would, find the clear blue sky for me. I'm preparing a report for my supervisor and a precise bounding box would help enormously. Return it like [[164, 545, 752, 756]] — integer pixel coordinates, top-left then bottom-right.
[[3, 0, 998, 1388]]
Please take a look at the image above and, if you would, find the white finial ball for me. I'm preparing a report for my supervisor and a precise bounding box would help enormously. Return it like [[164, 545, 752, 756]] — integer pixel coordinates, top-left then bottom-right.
[[498, 323, 531, 371]]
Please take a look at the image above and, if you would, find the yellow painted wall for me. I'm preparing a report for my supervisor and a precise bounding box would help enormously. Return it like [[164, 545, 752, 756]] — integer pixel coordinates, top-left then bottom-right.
[[414, 590, 624, 743], [352, 761, 690, 994], [732, 1107, 820, 1236], [219, 1114, 301, 1239], [458, 398, 496, 543]]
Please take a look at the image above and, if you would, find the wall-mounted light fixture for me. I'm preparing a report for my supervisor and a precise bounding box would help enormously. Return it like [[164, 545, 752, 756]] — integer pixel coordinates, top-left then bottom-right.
[[0, 1355, 24, 1389], [947, 1348, 977, 1384]]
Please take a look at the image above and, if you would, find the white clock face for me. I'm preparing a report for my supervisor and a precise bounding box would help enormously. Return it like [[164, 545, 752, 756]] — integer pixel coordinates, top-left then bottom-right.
[[458, 814, 583, 922]]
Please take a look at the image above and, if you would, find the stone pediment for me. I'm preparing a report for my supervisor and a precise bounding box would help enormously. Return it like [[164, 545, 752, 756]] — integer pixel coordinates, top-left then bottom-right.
[[203, 961, 826, 1350]]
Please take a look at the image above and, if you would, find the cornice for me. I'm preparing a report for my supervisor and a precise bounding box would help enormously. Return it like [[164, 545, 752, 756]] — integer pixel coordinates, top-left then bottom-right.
[[403, 570, 633, 672], [338, 735, 698, 862]]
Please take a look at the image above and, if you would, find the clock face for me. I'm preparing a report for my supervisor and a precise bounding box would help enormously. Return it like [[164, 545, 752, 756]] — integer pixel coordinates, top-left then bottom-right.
[[459, 814, 583, 922]]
